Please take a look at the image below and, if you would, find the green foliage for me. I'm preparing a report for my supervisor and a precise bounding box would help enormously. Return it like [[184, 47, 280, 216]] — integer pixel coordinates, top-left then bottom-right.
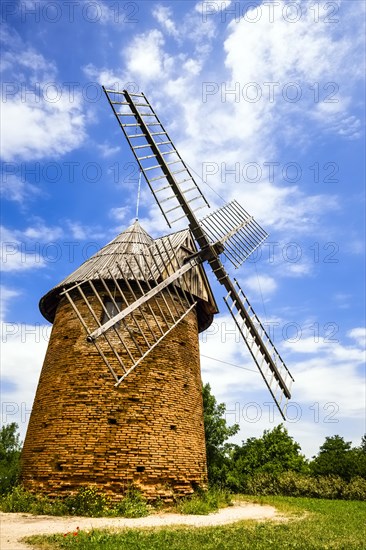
[[237, 472, 366, 501], [0, 422, 22, 494], [0, 485, 69, 515], [227, 424, 309, 492], [202, 383, 239, 485], [352, 435, 366, 479], [0, 485, 38, 513], [25, 497, 366, 550], [65, 486, 110, 517], [114, 486, 148, 518], [342, 476, 366, 501], [310, 435, 365, 481], [177, 487, 233, 515]]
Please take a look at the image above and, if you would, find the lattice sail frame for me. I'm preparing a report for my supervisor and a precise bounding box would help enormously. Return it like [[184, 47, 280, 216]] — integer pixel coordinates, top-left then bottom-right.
[[103, 87, 209, 227], [197, 200, 268, 268], [224, 279, 294, 418], [61, 237, 200, 387]]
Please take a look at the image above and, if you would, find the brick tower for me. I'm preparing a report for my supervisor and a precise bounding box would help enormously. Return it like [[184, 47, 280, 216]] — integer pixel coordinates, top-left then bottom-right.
[[21, 221, 217, 500]]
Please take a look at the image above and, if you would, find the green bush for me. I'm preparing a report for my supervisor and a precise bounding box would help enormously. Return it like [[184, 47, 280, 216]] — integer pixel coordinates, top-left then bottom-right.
[[342, 476, 366, 501], [0, 423, 21, 495], [114, 486, 149, 518], [239, 472, 366, 501], [65, 486, 110, 517], [0, 485, 69, 515], [310, 475, 345, 499], [242, 473, 280, 496], [276, 471, 311, 497], [177, 487, 233, 515], [0, 485, 38, 512]]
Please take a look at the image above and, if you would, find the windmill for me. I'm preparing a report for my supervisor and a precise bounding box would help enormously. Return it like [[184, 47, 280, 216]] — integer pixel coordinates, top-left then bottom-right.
[[21, 89, 294, 501]]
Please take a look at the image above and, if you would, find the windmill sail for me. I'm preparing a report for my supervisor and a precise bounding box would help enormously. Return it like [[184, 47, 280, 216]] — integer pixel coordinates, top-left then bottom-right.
[[204, 249, 294, 419], [103, 87, 209, 227], [197, 200, 268, 268], [60, 236, 200, 387], [223, 278, 294, 419]]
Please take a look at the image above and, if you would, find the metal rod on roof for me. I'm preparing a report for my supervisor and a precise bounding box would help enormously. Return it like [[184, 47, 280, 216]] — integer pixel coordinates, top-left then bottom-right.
[[136, 169, 142, 220]]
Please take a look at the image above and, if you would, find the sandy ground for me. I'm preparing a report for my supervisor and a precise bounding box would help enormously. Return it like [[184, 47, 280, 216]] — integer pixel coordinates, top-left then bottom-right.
[[0, 502, 279, 549]]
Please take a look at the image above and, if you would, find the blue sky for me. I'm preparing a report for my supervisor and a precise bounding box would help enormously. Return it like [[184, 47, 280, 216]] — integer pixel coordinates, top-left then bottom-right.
[[1, 0, 365, 458]]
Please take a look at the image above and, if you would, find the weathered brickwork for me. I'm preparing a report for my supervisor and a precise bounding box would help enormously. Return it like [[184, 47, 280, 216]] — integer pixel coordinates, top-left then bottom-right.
[[21, 287, 208, 501]]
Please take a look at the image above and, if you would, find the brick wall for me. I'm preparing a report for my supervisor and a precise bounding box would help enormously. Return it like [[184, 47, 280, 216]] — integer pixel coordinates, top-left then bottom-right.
[[21, 286, 208, 501]]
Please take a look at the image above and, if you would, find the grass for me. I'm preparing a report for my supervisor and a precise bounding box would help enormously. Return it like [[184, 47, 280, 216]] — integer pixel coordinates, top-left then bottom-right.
[[25, 496, 366, 550]]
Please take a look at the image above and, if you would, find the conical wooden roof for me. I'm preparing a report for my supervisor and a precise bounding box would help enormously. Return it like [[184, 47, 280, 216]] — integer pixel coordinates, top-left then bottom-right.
[[57, 220, 154, 286], [39, 220, 217, 330]]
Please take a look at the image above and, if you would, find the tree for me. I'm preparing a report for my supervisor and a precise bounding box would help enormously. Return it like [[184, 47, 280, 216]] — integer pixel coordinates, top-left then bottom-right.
[[0, 423, 22, 494], [228, 424, 309, 490], [202, 383, 239, 485], [353, 435, 366, 479], [310, 435, 358, 481]]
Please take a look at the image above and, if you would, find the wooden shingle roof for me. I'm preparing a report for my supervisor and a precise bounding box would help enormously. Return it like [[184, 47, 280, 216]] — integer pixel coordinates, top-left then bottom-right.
[[39, 220, 218, 331]]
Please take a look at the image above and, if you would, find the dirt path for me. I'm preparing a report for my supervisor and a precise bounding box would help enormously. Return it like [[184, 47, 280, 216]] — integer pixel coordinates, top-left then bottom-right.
[[0, 502, 279, 549]]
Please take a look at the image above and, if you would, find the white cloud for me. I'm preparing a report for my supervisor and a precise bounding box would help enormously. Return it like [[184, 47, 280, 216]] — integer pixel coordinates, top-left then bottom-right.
[[0, 175, 41, 204], [66, 221, 88, 240], [0, 286, 21, 321], [83, 63, 124, 88], [109, 206, 130, 223], [0, 25, 87, 161], [347, 327, 366, 348], [333, 293, 351, 310], [284, 336, 363, 358], [1, 226, 46, 272], [79, 0, 362, 252], [200, 314, 262, 397], [222, 0, 364, 146], [195, 0, 232, 15], [23, 223, 63, 241], [291, 357, 364, 419], [281, 261, 313, 278], [85, 0, 362, 248], [65, 220, 106, 241], [97, 142, 121, 158], [243, 274, 277, 296], [153, 5, 179, 38], [0, 281, 48, 441], [1, 97, 86, 161], [138, 206, 172, 237], [0, 319, 48, 442], [0, 23, 56, 83], [123, 29, 166, 83], [280, 335, 365, 422]]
